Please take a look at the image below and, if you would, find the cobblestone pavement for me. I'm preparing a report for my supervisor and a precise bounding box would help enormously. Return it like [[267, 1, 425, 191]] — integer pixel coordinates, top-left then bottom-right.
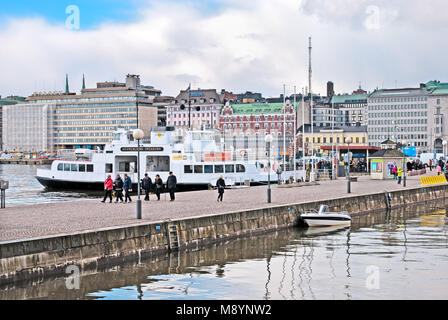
[[0, 174, 442, 242]]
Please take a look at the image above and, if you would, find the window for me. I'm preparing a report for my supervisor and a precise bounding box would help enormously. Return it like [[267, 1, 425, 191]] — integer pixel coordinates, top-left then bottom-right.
[[204, 165, 213, 173], [236, 164, 246, 173], [105, 163, 113, 173], [87, 164, 94, 172], [214, 165, 224, 173], [71, 164, 78, 172], [225, 165, 235, 173], [146, 156, 170, 172], [64, 163, 70, 171], [184, 165, 193, 173], [79, 164, 86, 172], [194, 165, 203, 173], [57, 163, 63, 171]]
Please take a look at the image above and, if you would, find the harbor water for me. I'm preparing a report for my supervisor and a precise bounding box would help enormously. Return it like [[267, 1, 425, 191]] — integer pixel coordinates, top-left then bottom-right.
[[0, 164, 97, 207], [1, 205, 447, 300]]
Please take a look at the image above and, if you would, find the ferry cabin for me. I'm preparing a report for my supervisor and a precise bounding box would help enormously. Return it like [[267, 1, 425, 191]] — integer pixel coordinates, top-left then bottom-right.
[[36, 128, 272, 191]]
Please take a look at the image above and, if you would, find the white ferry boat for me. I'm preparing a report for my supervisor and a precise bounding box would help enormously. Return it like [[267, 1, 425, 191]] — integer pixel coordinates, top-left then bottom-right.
[[36, 127, 302, 191]]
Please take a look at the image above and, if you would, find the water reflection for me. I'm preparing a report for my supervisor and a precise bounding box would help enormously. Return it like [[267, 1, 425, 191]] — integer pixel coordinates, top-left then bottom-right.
[[1, 205, 448, 300]]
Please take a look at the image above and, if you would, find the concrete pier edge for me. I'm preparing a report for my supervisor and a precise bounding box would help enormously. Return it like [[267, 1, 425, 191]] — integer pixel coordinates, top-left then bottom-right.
[[1, 184, 447, 285]]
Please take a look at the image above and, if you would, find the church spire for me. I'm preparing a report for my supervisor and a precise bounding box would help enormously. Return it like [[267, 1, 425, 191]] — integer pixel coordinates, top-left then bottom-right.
[[65, 74, 69, 94], [82, 74, 86, 90]]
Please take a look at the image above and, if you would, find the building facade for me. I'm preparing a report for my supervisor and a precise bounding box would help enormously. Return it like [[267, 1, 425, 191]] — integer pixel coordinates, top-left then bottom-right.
[[423, 81, 448, 153], [24, 75, 161, 150], [298, 125, 369, 157], [0, 96, 25, 150], [220, 101, 297, 136], [3, 103, 55, 152], [167, 89, 223, 129], [331, 90, 368, 127], [153, 96, 174, 127], [236, 91, 264, 104], [367, 88, 430, 152]]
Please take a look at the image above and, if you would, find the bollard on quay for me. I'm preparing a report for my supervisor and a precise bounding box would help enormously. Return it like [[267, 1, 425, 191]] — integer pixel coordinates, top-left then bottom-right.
[[0, 180, 9, 209]]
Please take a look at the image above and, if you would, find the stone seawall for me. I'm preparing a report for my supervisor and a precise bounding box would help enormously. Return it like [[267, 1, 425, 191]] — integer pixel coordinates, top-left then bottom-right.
[[1, 184, 447, 285]]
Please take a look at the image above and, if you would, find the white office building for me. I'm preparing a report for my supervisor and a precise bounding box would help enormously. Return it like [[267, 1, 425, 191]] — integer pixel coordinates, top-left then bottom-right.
[[367, 88, 429, 153], [2, 103, 55, 152]]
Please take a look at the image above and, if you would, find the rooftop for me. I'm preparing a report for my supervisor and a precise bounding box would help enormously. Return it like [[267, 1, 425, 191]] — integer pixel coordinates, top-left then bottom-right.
[[298, 124, 367, 134], [331, 94, 368, 104], [370, 149, 405, 158], [369, 88, 429, 98], [226, 102, 300, 115]]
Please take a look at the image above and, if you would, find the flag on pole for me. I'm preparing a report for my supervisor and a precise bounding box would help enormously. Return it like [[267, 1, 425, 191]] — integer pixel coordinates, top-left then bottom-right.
[[186, 84, 191, 92]]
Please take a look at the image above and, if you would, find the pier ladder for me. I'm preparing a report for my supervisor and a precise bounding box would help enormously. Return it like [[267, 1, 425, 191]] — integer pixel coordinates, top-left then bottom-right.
[[167, 224, 180, 251]]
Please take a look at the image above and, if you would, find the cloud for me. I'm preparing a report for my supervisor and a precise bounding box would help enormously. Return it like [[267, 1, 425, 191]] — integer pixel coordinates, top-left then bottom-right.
[[0, 0, 447, 99]]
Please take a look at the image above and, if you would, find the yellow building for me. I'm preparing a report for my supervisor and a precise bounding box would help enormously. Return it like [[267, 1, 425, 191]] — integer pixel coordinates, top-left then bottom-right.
[[300, 126, 368, 156]]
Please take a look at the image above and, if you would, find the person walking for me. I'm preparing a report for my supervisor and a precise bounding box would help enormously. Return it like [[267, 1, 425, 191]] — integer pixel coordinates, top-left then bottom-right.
[[154, 174, 163, 201], [142, 173, 152, 201], [437, 164, 442, 176], [429, 159, 433, 171], [397, 167, 403, 185], [123, 173, 132, 203], [392, 165, 398, 180], [166, 171, 177, 201], [101, 174, 113, 203], [216, 175, 226, 202], [113, 174, 124, 203]]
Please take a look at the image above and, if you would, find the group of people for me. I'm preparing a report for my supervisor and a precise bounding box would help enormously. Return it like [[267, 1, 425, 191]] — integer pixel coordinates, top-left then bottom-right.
[[430, 159, 448, 176], [391, 165, 404, 184], [101, 172, 178, 203], [101, 172, 228, 203]]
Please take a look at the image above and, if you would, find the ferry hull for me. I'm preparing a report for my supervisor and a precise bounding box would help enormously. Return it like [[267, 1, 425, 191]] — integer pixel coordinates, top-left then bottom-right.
[[35, 176, 210, 192]]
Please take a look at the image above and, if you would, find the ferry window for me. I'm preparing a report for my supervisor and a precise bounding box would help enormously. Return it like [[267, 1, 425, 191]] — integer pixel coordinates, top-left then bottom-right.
[[194, 165, 203, 173], [64, 163, 70, 171], [236, 164, 246, 173], [204, 165, 213, 173], [146, 156, 170, 172], [119, 162, 130, 172], [57, 163, 63, 171], [105, 163, 113, 173], [79, 164, 86, 172], [184, 165, 193, 173], [87, 164, 94, 172], [225, 165, 235, 173], [214, 165, 224, 173], [71, 164, 78, 172]]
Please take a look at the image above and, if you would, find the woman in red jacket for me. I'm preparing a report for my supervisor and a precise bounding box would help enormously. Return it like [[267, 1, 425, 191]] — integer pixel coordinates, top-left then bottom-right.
[[101, 174, 114, 203]]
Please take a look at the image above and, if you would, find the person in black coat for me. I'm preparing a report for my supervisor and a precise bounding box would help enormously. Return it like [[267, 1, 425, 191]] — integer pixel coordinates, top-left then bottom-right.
[[113, 174, 124, 203], [166, 171, 177, 201], [154, 174, 163, 201], [141, 173, 152, 201], [216, 175, 226, 202]]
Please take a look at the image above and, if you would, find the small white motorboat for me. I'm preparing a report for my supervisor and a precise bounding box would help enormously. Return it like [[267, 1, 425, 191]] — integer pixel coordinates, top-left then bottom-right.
[[301, 205, 351, 228]]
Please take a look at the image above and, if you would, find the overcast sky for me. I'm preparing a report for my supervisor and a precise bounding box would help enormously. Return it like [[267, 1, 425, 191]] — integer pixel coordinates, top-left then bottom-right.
[[1, 0, 447, 98]]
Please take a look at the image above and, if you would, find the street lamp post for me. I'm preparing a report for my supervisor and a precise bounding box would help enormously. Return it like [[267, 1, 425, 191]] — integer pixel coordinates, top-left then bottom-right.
[[402, 139, 408, 187], [265, 134, 274, 203], [345, 137, 352, 193], [443, 140, 447, 160], [133, 129, 144, 219]]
